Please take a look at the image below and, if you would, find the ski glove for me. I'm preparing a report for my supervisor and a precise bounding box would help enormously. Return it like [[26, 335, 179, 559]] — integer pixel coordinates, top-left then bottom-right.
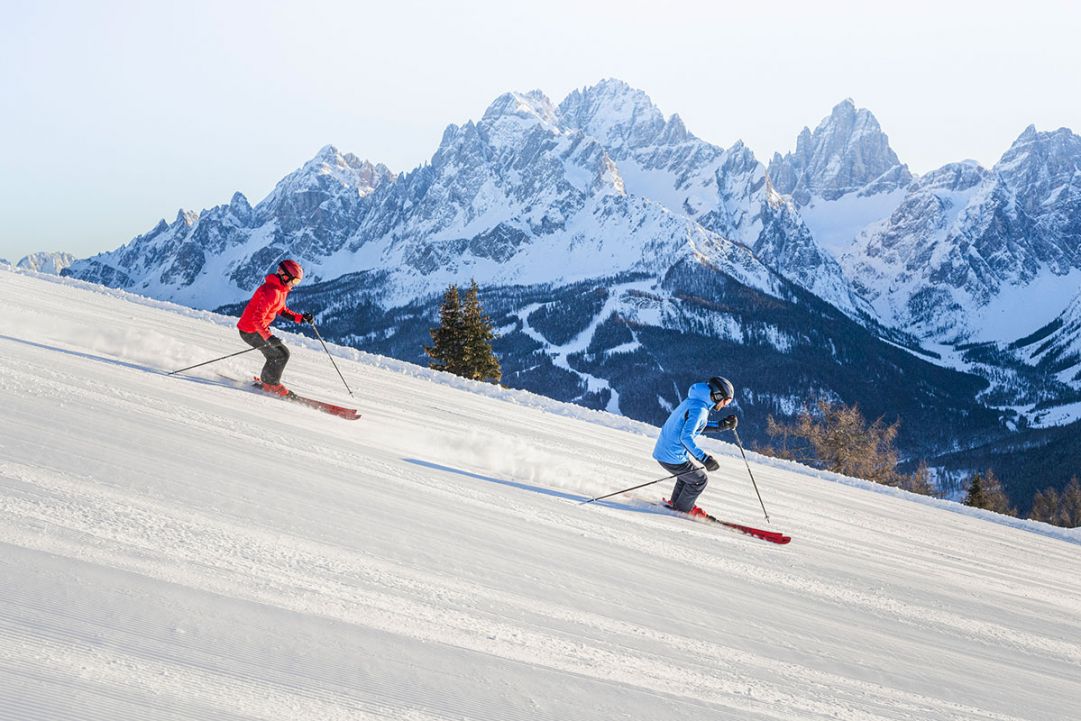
[[702, 454, 720, 472], [300, 312, 314, 323], [719, 414, 738, 431]]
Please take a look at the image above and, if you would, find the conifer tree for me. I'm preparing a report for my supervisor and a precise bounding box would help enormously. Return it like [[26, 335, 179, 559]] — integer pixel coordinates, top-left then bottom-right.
[[425, 284, 465, 375], [964, 472, 988, 509], [963, 470, 1015, 515], [425, 281, 501, 383], [460, 279, 501, 383]]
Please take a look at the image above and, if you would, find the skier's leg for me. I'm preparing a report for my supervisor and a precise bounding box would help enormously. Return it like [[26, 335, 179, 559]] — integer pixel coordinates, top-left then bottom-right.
[[671, 478, 686, 504], [659, 461, 696, 509], [260, 337, 290, 385], [659, 460, 707, 512], [239, 331, 289, 385], [672, 468, 708, 512]]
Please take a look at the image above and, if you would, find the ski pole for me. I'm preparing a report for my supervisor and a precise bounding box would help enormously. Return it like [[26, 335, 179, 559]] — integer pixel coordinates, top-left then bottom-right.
[[308, 320, 354, 397], [167, 345, 266, 376], [579, 467, 703, 506], [732, 428, 771, 523]]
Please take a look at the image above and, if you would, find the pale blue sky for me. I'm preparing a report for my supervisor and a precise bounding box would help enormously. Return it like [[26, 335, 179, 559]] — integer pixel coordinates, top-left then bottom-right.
[[2, 0, 1078, 261]]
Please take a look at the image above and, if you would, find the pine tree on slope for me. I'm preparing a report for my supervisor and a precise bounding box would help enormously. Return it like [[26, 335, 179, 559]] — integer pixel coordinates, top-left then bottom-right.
[[460, 280, 501, 384], [964, 470, 1015, 516], [425, 285, 465, 376]]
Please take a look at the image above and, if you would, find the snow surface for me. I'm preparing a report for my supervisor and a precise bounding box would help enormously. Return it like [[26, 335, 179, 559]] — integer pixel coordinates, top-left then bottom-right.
[[798, 189, 907, 258], [969, 268, 1081, 344], [2, 267, 1080, 721]]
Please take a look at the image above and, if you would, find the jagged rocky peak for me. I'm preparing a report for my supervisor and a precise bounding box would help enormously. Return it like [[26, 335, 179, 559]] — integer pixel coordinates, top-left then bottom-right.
[[482, 90, 559, 126], [258, 145, 395, 215], [912, 160, 990, 193], [229, 191, 252, 214], [995, 125, 1081, 196], [175, 209, 199, 227], [557, 78, 679, 154], [768, 99, 912, 205], [477, 90, 563, 149], [302, 144, 395, 195]]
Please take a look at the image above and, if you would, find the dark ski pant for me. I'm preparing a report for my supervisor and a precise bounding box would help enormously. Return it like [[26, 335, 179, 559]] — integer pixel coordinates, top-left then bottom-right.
[[659, 460, 708, 512], [239, 330, 290, 385]]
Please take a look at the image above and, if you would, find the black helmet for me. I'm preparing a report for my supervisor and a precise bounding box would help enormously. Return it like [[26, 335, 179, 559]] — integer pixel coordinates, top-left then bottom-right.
[[708, 376, 734, 404]]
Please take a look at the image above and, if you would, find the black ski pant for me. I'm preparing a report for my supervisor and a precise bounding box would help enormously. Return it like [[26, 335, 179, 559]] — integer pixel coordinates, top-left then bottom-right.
[[239, 331, 290, 385], [659, 459, 708, 512]]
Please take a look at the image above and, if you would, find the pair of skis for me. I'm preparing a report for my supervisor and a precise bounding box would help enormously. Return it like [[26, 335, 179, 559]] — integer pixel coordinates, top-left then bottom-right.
[[246, 377, 361, 420], [660, 500, 791, 545]]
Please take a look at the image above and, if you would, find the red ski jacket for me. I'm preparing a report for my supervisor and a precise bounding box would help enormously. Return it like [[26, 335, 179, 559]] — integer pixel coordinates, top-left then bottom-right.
[[237, 274, 302, 340]]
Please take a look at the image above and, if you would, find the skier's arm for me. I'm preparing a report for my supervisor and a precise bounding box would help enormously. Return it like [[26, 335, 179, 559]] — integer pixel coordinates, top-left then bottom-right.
[[678, 411, 708, 462], [279, 306, 303, 323], [703, 415, 738, 433]]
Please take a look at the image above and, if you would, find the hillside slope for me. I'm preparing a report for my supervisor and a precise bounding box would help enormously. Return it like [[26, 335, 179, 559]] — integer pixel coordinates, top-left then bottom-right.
[[1, 267, 1079, 721]]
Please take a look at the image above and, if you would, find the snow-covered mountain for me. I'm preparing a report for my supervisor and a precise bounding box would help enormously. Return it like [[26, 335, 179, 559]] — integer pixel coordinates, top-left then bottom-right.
[[330, 87, 780, 308], [559, 80, 871, 317], [767, 99, 912, 262], [3, 268, 1080, 721], [16, 250, 75, 275], [769, 99, 913, 207], [66, 146, 395, 308], [65, 82, 870, 319], [843, 126, 1081, 344]]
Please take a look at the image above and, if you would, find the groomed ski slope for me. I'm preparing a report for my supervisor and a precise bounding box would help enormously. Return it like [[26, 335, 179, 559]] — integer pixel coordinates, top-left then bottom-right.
[[1, 267, 1080, 721]]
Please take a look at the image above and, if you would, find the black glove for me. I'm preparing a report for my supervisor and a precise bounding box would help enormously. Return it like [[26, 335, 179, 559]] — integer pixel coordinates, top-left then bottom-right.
[[265, 335, 284, 348], [702, 454, 720, 472], [719, 414, 738, 431], [300, 312, 314, 323]]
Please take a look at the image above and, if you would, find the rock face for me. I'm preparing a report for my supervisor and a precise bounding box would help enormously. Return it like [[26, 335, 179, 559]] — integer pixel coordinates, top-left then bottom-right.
[[768, 99, 913, 206]]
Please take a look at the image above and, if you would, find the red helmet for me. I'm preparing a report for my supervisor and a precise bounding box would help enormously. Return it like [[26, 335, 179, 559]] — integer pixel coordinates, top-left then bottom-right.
[[277, 259, 304, 283]]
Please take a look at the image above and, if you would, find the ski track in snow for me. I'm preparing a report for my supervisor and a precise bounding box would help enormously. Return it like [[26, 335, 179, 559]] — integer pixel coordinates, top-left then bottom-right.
[[2, 267, 1081, 720]]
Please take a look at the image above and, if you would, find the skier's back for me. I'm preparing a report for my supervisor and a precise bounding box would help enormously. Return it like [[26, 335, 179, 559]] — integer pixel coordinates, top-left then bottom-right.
[[653, 376, 738, 515]]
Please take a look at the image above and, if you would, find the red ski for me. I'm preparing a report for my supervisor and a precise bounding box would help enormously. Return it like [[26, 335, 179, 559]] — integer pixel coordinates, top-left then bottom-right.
[[710, 519, 791, 545], [250, 378, 360, 420], [662, 499, 791, 544]]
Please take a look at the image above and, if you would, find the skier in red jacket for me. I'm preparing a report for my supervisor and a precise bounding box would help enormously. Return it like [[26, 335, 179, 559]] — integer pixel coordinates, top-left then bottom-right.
[[237, 259, 312, 395]]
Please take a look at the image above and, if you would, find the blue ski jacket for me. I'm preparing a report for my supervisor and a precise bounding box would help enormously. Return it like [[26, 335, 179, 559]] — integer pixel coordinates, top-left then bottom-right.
[[652, 382, 722, 464]]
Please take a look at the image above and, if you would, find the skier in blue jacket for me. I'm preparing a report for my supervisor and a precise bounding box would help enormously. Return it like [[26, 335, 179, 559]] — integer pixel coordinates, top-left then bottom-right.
[[653, 376, 738, 516]]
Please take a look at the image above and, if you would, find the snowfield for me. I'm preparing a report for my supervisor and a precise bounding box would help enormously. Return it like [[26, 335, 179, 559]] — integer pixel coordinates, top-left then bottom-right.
[[1, 267, 1079, 721]]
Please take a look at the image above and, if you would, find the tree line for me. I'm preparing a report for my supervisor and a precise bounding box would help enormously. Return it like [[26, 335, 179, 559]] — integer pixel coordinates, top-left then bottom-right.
[[761, 400, 1080, 528]]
